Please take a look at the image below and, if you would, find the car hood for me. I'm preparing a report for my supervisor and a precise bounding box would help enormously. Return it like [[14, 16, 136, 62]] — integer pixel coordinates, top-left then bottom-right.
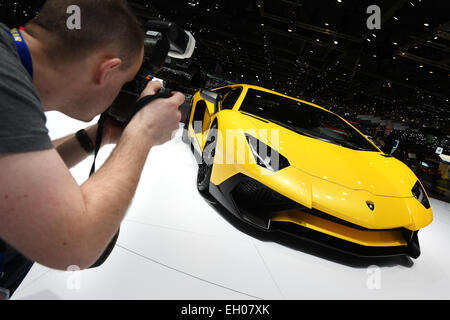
[[246, 117, 416, 198]]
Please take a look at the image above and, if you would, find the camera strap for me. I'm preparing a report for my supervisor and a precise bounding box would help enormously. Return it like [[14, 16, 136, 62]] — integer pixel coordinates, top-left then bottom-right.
[[89, 91, 172, 176], [8, 27, 33, 79], [89, 113, 108, 177], [86, 91, 173, 268]]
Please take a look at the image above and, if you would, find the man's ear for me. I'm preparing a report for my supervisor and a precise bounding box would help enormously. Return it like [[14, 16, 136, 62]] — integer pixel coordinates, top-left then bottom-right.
[[94, 57, 122, 86]]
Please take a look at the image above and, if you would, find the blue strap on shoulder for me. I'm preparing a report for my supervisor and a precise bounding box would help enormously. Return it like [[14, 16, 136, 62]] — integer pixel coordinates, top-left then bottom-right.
[[7, 28, 34, 79]]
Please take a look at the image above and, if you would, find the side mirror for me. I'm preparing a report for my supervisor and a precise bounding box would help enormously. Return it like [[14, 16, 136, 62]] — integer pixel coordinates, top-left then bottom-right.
[[200, 90, 219, 113], [200, 90, 218, 103]]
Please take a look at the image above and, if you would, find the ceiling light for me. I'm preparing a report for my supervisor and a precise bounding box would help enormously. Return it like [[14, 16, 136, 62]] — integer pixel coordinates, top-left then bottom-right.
[[393, 42, 398, 45], [420, 64, 423, 68], [337, 0, 342, 2], [288, 28, 293, 32], [429, 71, 433, 74], [424, 23, 429, 26], [434, 36, 438, 40], [334, 40, 338, 45], [393, 16, 399, 20], [325, 22, 329, 26]]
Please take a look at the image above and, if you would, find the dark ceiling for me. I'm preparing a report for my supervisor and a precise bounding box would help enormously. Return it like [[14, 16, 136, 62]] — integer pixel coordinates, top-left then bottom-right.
[[129, 0, 449, 132], [1, 0, 449, 133]]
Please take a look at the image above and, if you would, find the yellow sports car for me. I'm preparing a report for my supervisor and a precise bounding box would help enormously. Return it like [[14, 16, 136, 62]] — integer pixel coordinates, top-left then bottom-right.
[[183, 84, 433, 258]]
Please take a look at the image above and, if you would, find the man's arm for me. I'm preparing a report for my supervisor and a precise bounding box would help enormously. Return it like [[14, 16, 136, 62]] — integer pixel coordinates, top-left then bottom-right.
[[53, 121, 123, 169], [0, 88, 184, 270], [52, 124, 99, 169]]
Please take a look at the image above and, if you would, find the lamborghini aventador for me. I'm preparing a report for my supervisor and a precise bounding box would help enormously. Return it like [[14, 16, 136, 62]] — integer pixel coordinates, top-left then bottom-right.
[[183, 84, 433, 259]]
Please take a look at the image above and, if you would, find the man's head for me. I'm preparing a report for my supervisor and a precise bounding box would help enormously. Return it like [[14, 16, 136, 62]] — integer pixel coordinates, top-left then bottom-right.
[[24, 0, 146, 121], [385, 124, 393, 135]]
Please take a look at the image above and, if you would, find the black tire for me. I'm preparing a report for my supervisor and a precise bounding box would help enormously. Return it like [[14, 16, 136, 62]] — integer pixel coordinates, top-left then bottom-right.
[[197, 124, 218, 194], [181, 117, 190, 145]]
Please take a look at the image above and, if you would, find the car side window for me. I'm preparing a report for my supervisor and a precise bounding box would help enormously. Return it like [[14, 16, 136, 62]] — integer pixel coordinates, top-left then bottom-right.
[[221, 87, 242, 110]]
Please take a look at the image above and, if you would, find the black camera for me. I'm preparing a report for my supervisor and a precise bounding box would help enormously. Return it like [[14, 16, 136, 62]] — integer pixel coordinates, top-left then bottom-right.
[[105, 20, 196, 127], [91, 20, 196, 171]]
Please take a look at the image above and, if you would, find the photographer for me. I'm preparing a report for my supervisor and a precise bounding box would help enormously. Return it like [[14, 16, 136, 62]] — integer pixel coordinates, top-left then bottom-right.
[[0, 0, 184, 297]]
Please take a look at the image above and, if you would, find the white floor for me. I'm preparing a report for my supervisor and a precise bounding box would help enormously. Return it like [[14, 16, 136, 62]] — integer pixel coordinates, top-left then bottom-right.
[[11, 112, 450, 300]]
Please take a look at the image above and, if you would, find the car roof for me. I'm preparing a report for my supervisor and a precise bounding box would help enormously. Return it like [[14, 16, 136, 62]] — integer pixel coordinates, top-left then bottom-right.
[[215, 83, 335, 114]]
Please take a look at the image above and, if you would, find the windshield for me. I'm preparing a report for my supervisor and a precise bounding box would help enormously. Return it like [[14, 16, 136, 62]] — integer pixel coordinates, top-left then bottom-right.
[[239, 89, 379, 152]]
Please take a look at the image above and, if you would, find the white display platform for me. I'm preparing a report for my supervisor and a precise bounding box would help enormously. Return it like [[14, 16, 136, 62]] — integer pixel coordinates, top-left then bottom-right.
[[11, 111, 450, 300]]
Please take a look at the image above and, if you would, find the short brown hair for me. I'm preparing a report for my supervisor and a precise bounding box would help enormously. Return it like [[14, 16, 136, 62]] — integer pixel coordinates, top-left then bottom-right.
[[26, 0, 145, 68]]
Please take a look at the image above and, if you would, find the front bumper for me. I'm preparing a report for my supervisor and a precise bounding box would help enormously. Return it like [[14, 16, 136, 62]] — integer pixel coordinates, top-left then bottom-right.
[[208, 173, 421, 258], [271, 220, 420, 258]]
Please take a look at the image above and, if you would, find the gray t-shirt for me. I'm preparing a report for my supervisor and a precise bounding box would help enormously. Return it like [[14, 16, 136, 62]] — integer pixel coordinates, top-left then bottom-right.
[[0, 23, 53, 154], [0, 24, 54, 296]]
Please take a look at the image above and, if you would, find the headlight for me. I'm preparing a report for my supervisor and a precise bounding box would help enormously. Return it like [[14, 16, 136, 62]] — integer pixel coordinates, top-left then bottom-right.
[[245, 134, 290, 172], [412, 180, 431, 209]]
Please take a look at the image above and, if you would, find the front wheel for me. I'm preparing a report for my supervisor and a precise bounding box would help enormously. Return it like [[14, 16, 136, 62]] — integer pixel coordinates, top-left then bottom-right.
[[197, 125, 217, 194]]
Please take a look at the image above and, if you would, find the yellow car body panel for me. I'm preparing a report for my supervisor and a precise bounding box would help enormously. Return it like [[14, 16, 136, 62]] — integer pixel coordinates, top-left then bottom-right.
[[187, 84, 433, 256], [271, 211, 407, 247]]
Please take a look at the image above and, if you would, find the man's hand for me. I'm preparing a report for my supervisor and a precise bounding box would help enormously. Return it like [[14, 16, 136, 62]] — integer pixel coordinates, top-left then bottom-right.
[[99, 79, 160, 146], [124, 81, 185, 146], [94, 80, 180, 147]]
